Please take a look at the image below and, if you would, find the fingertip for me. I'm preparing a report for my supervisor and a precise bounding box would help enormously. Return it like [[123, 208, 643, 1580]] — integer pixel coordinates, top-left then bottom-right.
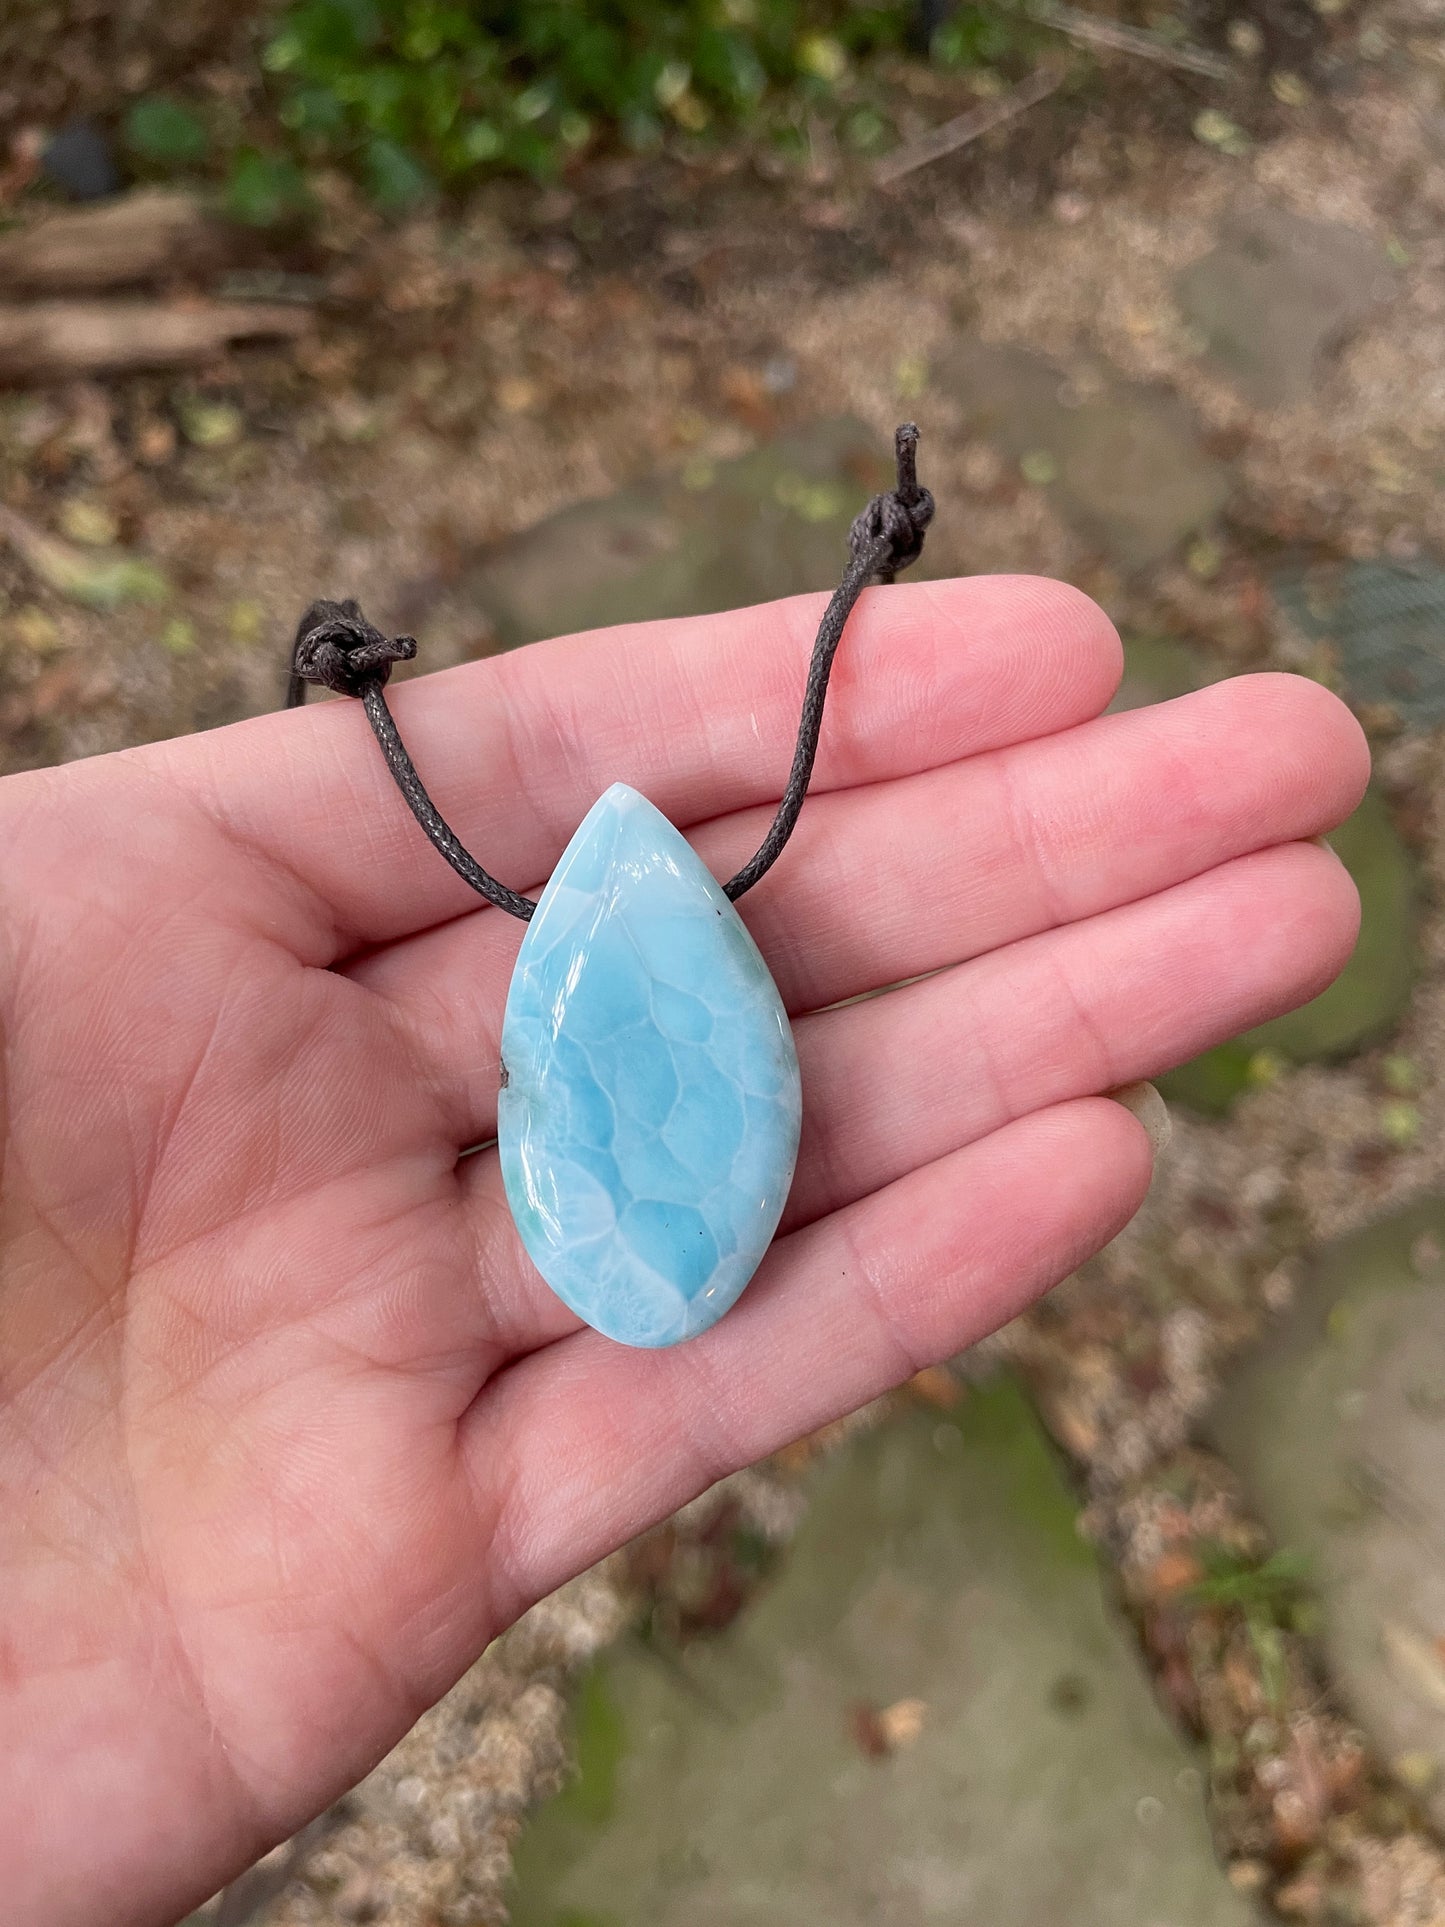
[[1065, 1091, 1158, 1211], [1006, 574, 1125, 710], [993, 1094, 1156, 1275], [893, 573, 1124, 752], [1284, 834, 1365, 991], [949, 573, 1124, 718], [1215, 672, 1372, 820]]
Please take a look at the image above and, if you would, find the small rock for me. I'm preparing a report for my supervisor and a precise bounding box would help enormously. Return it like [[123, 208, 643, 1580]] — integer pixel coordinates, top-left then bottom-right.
[[41, 120, 119, 201], [28, 660, 85, 717]]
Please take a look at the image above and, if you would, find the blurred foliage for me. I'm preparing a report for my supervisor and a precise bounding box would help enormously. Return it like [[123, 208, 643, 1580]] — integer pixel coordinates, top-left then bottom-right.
[[1184, 1544, 1311, 1623], [121, 0, 1035, 218], [1183, 1545, 1315, 1707], [123, 95, 211, 166]]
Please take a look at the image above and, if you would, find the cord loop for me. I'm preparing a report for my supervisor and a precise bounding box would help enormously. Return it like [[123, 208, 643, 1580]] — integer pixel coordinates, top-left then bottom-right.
[[285, 426, 934, 917]]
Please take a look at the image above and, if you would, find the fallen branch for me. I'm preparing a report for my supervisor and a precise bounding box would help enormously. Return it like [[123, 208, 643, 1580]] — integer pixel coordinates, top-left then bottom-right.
[[1034, 4, 1232, 81], [875, 67, 1064, 187], [0, 299, 313, 382], [0, 189, 231, 294]]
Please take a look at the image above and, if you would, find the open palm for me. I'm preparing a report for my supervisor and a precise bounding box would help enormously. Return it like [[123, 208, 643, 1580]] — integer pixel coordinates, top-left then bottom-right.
[[2, 576, 1366, 1926]]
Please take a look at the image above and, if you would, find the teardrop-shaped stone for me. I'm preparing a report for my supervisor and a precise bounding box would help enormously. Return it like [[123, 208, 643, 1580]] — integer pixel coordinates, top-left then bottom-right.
[[497, 782, 802, 1348]]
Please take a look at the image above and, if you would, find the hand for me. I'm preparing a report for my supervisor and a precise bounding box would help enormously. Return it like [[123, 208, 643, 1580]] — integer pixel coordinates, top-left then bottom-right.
[[1, 577, 1366, 1925]]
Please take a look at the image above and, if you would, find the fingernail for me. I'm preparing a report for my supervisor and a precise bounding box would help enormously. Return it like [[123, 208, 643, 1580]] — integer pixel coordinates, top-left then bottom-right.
[[1107, 1080, 1172, 1156]]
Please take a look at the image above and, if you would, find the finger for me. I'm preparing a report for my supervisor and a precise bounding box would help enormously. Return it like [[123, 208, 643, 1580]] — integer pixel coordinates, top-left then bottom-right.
[[354, 673, 1368, 1140], [149, 577, 1121, 952], [781, 838, 1357, 1231], [462, 1098, 1153, 1627], [454, 836, 1354, 1356]]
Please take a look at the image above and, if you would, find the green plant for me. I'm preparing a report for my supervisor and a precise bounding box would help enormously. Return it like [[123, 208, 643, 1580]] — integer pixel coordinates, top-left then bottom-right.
[[1184, 1545, 1315, 1707], [248, 0, 1031, 208], [225, 148, 311, 224], [124, 95, 211, 168], [1184, 1544, 1310, 1619]]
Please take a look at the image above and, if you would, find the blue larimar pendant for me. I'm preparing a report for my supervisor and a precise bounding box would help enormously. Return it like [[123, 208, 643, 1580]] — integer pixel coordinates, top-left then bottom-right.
[[497, 783, 802, 1348], [287, 433, 933, 1342]]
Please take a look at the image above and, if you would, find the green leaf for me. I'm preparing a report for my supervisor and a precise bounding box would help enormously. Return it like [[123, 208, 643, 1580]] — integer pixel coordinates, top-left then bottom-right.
[[362, 136, 433, 208], [225, 151, 310, 226], [245, 0, 986, 204], [123, 96, 209, 167]]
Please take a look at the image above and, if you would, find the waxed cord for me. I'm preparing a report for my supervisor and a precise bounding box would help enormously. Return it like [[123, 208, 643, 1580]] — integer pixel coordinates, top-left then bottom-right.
[[284, 423, 934, 918]]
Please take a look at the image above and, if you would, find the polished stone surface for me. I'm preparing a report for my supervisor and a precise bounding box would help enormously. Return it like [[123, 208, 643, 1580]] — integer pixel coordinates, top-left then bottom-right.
[[497, 783, 802, 1347]]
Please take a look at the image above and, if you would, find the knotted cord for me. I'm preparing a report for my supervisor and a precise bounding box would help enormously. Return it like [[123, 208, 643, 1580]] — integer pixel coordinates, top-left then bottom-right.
[[285, 423, 935, 918]]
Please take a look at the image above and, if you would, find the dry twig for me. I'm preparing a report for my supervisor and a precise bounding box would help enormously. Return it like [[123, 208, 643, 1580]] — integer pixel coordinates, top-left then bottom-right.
[[875, 68, 1064, 187], [1034, 5, 1231, 81]]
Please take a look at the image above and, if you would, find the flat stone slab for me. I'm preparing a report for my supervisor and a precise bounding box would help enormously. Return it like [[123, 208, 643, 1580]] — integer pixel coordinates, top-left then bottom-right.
[[510, 1380, 1260, 1927], [1177, 205, 1396, 409], [457, 417, 897, 650], [940, 339, 1230, 569], [1213, 1200, 1445, 1832], [1274, 556, 1445, 727]]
